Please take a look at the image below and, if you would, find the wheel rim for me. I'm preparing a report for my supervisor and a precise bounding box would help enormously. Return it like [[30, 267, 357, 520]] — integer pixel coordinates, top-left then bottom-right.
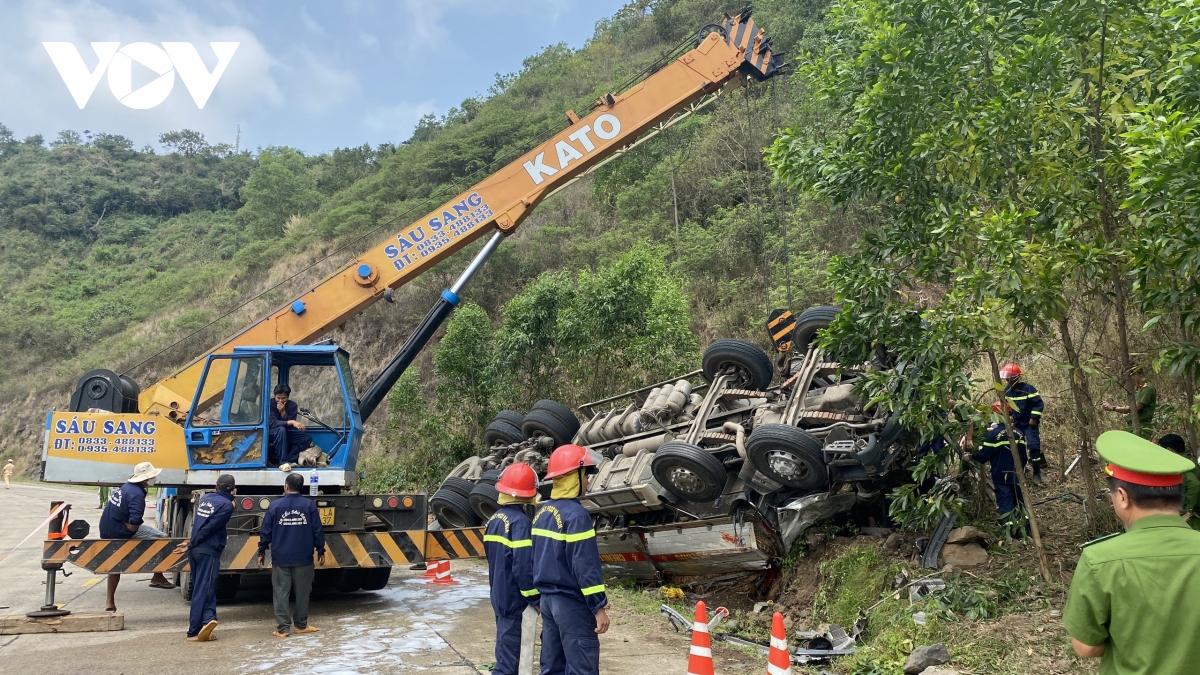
[[717, 361, 753, 387], [765, 449, 810, 481], [437, 506, 470, 528], [666, 465, 706, 496]]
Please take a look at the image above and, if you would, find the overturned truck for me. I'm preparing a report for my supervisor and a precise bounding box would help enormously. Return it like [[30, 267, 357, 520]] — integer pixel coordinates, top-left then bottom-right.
[[430, 306, 915, 581]]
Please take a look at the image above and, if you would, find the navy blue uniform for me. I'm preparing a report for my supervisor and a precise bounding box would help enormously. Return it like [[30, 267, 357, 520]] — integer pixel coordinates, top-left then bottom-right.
[[532, 499, 606, 675], [99, 482, 146, 539], [485, 505, 539, 675], [257, 494, 326, 565], [269, 400, 313, 465], [1005, 381, 1044, 468], [973, 424, 1030, 534], [187, 490, 234, 637]]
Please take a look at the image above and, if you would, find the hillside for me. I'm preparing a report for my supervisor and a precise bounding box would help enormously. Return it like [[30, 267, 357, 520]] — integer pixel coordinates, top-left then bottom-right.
[[0, 0, 847, 477]]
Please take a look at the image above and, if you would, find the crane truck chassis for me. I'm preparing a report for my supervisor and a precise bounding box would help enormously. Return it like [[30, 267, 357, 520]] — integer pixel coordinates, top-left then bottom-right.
[[35, 10, 786, 603]]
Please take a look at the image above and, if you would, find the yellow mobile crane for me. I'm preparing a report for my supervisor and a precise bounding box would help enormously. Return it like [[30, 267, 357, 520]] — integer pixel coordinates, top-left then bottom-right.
[[33, 10, 784, 613]]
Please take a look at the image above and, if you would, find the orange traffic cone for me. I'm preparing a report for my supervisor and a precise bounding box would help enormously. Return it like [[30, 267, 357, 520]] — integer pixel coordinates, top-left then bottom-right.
[[767, 612, 791, 675], [422, 560, 438, 578], [430, 559, 456, 585], [687, 601, 715, 675]]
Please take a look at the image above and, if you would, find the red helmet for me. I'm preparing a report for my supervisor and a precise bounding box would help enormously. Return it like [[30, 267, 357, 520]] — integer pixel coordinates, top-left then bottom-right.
[[496, 462, 538, 498], [999, 363, 1023, 380], [544, 444, 598, 480]]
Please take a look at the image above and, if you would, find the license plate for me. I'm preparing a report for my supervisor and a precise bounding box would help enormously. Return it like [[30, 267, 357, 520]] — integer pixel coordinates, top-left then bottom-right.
[[319, 507, 335, 526]]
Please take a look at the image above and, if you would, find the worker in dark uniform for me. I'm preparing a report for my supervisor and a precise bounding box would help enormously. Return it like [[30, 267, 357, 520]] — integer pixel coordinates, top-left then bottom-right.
[[100, 461, 175, 612], [1063, 430, 1200, 673], [1158, 434, 1200, 530], [484, 463, 540, 675], [532, 444, 609, 675], [268, 384, 312, 467], [257, 472, 325, 638], [173, 474, 235, 642], [967, 401, 1030, 537], [1000, 363, 1046, 483]]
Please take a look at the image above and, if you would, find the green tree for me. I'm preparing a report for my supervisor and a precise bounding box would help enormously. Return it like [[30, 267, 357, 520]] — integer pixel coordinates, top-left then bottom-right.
[[432, 302, 498, 436], [237, 147, 321, 237]]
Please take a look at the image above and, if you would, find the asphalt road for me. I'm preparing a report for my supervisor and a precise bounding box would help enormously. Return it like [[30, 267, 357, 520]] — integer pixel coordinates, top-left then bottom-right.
[[0, 482, 752, 674]]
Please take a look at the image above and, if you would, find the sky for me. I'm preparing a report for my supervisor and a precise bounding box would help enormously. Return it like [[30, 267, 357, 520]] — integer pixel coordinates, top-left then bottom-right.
[[0, 0, 631, 154]]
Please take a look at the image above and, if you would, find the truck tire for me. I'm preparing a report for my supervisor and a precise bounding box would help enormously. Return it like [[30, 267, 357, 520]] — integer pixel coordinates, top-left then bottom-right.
[[361, 567, 391, 591], [469, 481, 502, 520], [480, 469, 502, 484], [335, 569, 364, 593], [484, 420, 525, 448], [650, 441, 728, 503], [431, 488, 482, 529], [746, 424, 828, 492], [792, 305, 841, 352], [215, 574, 240, 601], [440, 476, 476, 499], [177, 510, 194, 601], [494, 410, 526, 429], [531, 400, 580, 438], [521, 409, 576, 447], [702, 339, 773, 391]]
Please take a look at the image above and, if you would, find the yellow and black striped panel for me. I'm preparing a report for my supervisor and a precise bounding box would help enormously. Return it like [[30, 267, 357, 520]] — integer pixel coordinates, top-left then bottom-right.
[[767, 309, 796, 353], [319, 531, 426, 568], [45, 538, 188, 574], [423, 527, 486, 561]]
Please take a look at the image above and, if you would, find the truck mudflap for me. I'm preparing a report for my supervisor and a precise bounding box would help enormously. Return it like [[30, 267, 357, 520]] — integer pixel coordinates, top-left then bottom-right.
[[597, 517, 776, 580], [43, 526, 487, 574]]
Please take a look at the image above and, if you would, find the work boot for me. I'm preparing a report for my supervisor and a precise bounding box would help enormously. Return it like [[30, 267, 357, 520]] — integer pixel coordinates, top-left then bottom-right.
[[1032, 467, 1043, 485]]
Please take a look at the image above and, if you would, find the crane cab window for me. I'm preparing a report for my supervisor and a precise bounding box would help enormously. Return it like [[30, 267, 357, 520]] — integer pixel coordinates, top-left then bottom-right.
[[278, 364, 348, 429], [192, 357, 266, 427]]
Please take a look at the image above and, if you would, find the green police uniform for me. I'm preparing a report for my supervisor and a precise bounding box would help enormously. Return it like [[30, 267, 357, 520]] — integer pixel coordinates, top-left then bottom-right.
[[1128, 383, 1157, 439], [1063, 431, 1200, 675]]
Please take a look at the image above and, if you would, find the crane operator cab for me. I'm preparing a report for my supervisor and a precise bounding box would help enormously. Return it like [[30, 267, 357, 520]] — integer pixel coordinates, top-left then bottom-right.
[[184, 345, 363, 486]]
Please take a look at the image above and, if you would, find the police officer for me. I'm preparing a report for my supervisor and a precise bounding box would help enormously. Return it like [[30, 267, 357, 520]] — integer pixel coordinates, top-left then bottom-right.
[[1000, 363, 1046, 483], [967, 401, 1030, 537], [532, 444, 609, 675], [1063, 430, 1200, 673], [484, 463, 540, 675], [257, 472, 326, 638], [173, 474, 236, 642]]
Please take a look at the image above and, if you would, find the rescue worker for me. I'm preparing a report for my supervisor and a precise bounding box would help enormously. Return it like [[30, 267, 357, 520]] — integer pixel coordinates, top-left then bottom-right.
[[484, 462, 540, 675], [966, 401, 1030, 537], [1157, 433, 1200, 530], [172, 474, 236, 642], [268, 384, 313, 468], [1101, 367, 1157, 439], [532, 444, 610, 675], [999, 363, 1046, 484], [3, 459, 13, 488], [257, 472, 325, 638], [100, 461, 175, 612], [1063, 430, 1200, 673]]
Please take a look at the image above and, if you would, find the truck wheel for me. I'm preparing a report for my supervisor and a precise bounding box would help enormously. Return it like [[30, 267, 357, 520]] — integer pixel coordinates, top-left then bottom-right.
[[440, 476, 476, 499], [531, 400, 580, 438], [746, 424, 828, 492], [431, 488, 482, 529], [521, 409, 575, 447], [480, 469, 502, 484], [335, 569, 364, 593], [179, 571, 193, 601], [792, 305, 841, 352], [650, 442, 728, 503], [468, 481, 502, 520], [702, 339, 773, 391], [484, 420, 525, 448], [215, 574, 240, 601], [361, 567, 391, 591], [494, 410, 526, 429]]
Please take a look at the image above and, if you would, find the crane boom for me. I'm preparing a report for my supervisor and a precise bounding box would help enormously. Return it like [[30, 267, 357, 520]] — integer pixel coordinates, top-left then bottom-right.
[[139, 11, 783, 421]]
